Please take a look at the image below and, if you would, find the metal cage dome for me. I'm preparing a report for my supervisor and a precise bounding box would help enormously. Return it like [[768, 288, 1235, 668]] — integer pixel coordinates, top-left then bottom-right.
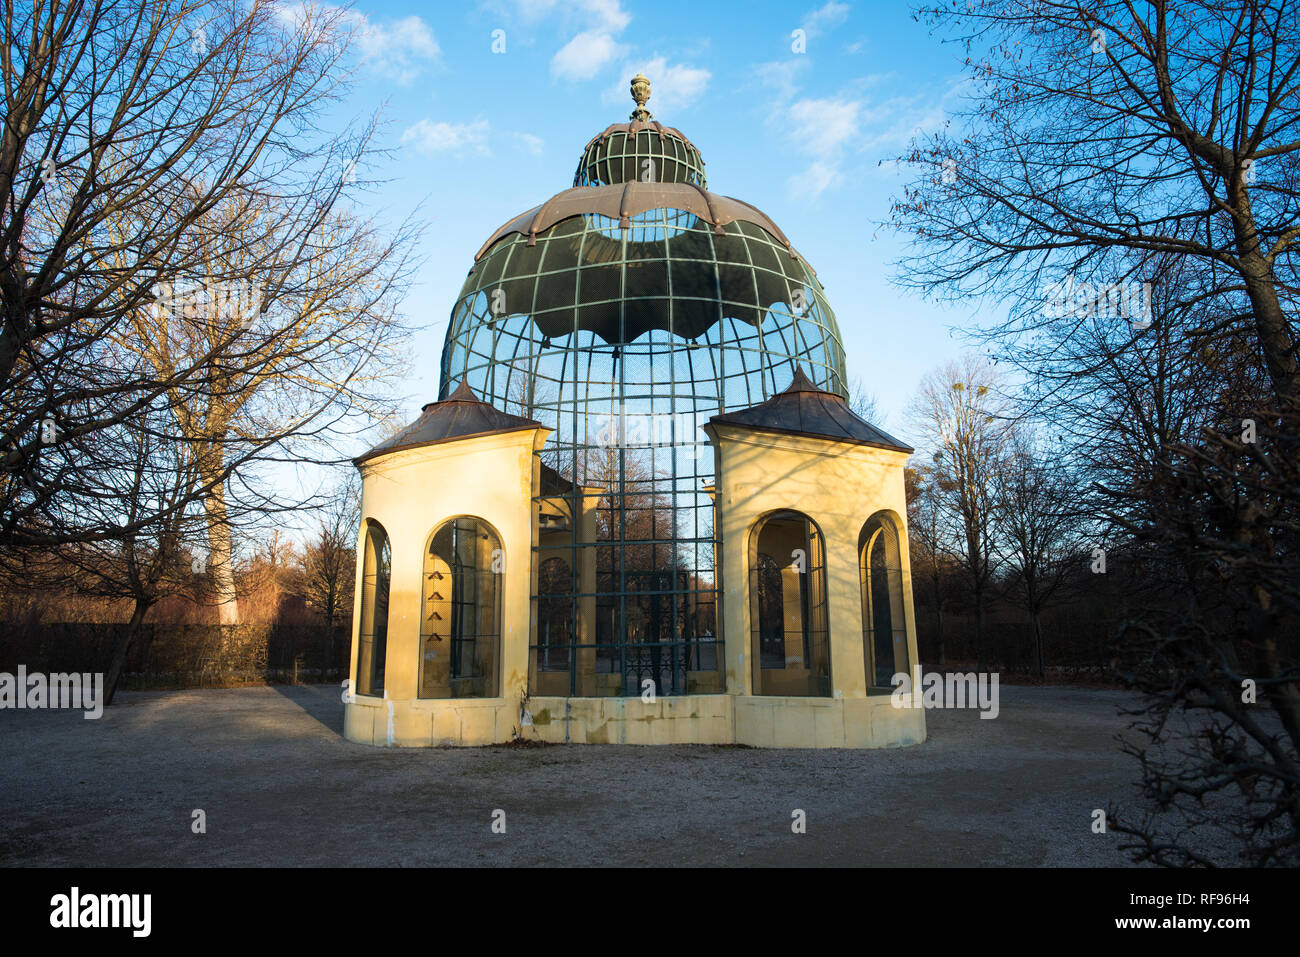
[[440, 73, 847, 410], [435, 75, 849, 696]]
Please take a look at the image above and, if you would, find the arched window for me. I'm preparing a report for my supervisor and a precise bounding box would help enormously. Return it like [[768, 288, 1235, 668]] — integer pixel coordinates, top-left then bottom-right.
[[421, 517, 502, 699], [536, 556, 573, 674], [860, 513, 908, 691], [356, 520, 391, 697], [748, 511, 830, 696]]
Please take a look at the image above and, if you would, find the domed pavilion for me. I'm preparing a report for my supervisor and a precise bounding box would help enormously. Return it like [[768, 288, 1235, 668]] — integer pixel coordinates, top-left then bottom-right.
[[345, 76, 924, 748]]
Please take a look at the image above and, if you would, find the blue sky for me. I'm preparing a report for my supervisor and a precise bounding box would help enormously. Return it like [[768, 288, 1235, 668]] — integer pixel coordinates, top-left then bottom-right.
[[318, 0, 994, 444]]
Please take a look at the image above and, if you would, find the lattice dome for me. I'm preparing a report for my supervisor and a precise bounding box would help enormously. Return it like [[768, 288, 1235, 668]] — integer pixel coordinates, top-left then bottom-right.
[[436, 75, 849, 696]]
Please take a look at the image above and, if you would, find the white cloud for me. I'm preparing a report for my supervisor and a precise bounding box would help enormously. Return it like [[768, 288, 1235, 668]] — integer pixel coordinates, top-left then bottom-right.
[[751, 58, 961, 200], [801, 1, 850, 38], [491, 0, 652, 90], [783, 97, 861, 199], [576, 0, 630, 33], [514, 132, 544, 156], [400, 119, 544, 158], [354, 15, 439, 74], [790, 159, 841, 199], [756, 58, 809, 106], [487, 0, 629, 33], [277, 5, 439, 84], [552, 30, 626, 81], [600, 56, 711, 115], [401, 119, 491, 156], [788, 97, 860, 158]]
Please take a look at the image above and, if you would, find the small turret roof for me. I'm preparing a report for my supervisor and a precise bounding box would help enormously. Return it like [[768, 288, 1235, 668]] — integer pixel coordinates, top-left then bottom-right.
[[708, 368, 912, 452], [354, 381, 542, 465]]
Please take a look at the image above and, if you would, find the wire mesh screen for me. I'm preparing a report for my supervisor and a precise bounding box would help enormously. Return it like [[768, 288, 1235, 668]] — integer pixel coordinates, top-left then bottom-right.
[[440, 204, 847, 697]]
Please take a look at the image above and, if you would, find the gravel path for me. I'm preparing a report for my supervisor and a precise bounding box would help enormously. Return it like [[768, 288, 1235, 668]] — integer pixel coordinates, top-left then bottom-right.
[[1, 684, 1157, 866]]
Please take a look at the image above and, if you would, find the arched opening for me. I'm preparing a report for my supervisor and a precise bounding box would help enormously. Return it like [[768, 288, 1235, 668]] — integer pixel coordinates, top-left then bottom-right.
[[536, 555, 574, 677], [860, 513, 908, 691], [421, 517, 502, 699], [748, 511, 830, 696], [356, 520, 391, 697]]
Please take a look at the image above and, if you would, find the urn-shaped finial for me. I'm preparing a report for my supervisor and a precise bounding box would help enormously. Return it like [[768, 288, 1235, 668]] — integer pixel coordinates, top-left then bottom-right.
[[630, 73, 652, 120]]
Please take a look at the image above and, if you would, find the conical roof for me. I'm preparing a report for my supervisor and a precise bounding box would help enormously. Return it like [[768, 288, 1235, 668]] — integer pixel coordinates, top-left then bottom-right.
[[354, 381, 542, 464], [709, 368, 912, 452]]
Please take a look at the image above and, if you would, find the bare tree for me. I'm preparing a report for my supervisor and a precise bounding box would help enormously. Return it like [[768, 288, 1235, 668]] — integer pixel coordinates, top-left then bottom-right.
[[1108, 398, 1300, 866], [117, 181, 413, 624], [889, 1, 1299, 862], [1, 0, 412, 556], [909, 354, 1012, 669], [848, 375, 881, 425], [15, 395, 216, 703], [906, 463, 958, 667], [299, 473, 359, 673], [503, 359, 555, 421], [890, 0, 1298, 405], [992, 431, 1085, 676]]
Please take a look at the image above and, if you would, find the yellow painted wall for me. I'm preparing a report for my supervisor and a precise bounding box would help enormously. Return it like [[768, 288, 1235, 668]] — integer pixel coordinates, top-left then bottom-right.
[[344, 427, 547, 746], [343, 419, 926, 750], [703, 422, 926, 744]]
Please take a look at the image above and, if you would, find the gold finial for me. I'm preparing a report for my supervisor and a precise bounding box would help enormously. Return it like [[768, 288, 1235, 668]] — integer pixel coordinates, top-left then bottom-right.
[[630, 73, 652, 121]]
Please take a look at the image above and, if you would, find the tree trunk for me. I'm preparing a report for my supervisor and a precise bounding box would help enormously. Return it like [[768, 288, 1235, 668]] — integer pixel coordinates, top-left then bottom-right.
[[932, 570, 946, 667], [202, 468, 239, 626], [1031, 609, 1045, 679], [105, 599, 151, 706], [322, 602, 335, 683], [1231, 186, 1299, 405]]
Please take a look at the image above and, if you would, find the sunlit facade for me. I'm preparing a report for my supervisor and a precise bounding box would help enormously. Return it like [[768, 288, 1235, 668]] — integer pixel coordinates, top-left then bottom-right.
[[345, 77, 924, 748]]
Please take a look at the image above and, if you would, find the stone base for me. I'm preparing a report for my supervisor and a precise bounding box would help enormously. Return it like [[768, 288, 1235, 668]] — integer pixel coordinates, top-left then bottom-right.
[[344, 693, 926, 749]]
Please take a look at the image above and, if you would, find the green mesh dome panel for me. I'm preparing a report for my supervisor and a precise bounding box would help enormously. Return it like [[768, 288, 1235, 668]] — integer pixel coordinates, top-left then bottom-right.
[[444, 213, 845, 389], [575, 124, 707, 187]]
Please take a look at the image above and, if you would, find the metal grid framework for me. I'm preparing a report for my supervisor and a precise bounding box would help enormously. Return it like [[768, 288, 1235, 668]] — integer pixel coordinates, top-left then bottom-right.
[[439, 203, 847, 697], [575, 129, 707, 187]]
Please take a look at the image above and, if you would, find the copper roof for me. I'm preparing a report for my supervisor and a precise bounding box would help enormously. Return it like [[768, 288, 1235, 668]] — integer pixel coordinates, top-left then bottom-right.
[[708, 368, 912, 453], [473, 182, 802, 262], [354, 381, 542, 465]]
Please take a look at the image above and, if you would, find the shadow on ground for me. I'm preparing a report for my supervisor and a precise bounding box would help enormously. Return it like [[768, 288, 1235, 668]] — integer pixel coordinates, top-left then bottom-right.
[[268, 684, 345, 736], [0, 684, 1180, 866]]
